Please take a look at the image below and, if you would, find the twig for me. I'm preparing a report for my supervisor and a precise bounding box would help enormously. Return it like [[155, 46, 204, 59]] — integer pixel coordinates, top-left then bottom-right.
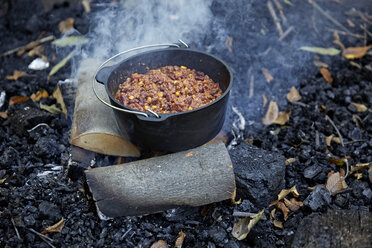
[[273, 0, 287, 23], [326, 28, 364, 39], [233, 211, 256, 217], [267, 1, 284, 37], [249, 75, 254, 98], [315, 130, 320, 148], [11, 217, 21, 241], [309, 0, 361, 39], [360, 24, 372, 38], [344, 139, 367, 145], [325, 115, 349, 179], [27, 123, 51, 132], [291, 101, 309, 108], [279, 26, 294, 41], [1, 35, 54, 57], [27, 228, 55, 243], [120, 227, 132, 240]]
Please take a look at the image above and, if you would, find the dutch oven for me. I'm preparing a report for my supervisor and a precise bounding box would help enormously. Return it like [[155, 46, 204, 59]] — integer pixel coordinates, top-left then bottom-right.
[[93, 42, 233, 152]]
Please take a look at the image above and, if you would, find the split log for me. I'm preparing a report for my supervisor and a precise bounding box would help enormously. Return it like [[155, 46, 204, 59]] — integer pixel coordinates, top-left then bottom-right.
[[85, 142, 235, 218], [70, 59, 140, 157]]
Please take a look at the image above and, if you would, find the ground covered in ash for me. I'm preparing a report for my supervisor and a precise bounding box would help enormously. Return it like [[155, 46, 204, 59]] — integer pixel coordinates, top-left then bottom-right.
[[0, 0, 371, 247]]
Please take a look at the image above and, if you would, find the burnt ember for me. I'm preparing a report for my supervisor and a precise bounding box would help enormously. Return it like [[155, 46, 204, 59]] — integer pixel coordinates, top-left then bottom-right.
[[0, 0, 372, 247]]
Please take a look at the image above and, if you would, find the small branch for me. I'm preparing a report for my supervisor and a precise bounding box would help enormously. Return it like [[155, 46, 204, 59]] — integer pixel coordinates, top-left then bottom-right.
[[360, 24, 372, 38], [249, 75, 254, 98], [11, 217, 21, 241], [291, 101, 309, 108], [27, 228, 54, 242], [326, 28, 364, 39], [233, 211, 256, 218], [1, 35, 54, 57], [325, 115, 344, 146], [120, 227, 132, 240], [273, 0, 287, 23], [279, 26, 294, 41], [267, 0, 284, 37], [344, 139, 367, 145], [325, 115, 349, 179]]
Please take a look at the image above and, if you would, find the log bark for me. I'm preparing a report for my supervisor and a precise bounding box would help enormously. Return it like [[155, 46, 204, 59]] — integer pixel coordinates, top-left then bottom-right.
[[70, 59, 140, 157], [85, 142, 235, 218]]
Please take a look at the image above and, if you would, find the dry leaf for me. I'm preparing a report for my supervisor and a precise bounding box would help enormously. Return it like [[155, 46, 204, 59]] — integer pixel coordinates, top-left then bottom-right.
[[351, 102, 367, 112], [343, 46, 372, 59], [318, 104, 327, 112], [52, 86, 68, 118], [185, 152, 195, 157], [31, 90, 49, 102], [273, 220, 283, 229], [270, 208, 276, 220], [59, 18, 74, 34], [350, 162, 372, 173], [346, 19, 355, 28], [299, 46, 340, 56], [313, 60, 329, 68], [320, 68, 333, 83], [326, 171, 347, 195], [40, 102, 62, 114], [286, 87, 302, 102], [225, 37, 233, 53], [262, 94, 268, 108], [276, 201, 290, 221], [261, 68, 274, 83], [283, 198, 303, 211], [0, 112, 8, 119], [52, 36, 89, 47], [273, 110, 291, 125], [9, 96, 30, 105], [285, 158, 296, 166], [28, 45, 47, 61], [329, 157, 347, 166], [263, 101, 278, 125], [232, 209, 264, 240], [150, 240, 168, 248], [354, 173, 363, 180], [325, 134, 341, 146], [82, 0, 91, 13], [41, 218, 65, 234], [175, 231, 186, 248], [6, 70, 26, 80], [0, 177, 7, 184], [49, 51, 74, 78], [332, 31, 344, 50]]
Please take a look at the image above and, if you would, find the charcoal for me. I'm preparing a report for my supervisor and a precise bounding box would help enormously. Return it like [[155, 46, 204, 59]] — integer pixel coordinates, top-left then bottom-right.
[[303, 164, 322, 179], [229, 142, 285, 208], [207, 225, 227, 245], [33, 136, 60, 158], [291, 210, 372, 248], [5, 108, 53, 136], [0, 147, 19, 169], [303, 187, 331, 211], [38, 201, 62, 222], [334, 193, 349, 208], [23, 215, 36, 226]]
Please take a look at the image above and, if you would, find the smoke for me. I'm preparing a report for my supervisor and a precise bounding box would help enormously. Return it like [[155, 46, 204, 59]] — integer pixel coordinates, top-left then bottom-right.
[[81, 0, 215, 62]]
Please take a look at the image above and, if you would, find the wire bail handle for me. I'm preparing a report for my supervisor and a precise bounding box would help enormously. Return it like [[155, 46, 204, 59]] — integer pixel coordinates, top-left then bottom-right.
[[92, 40, 189, 118]]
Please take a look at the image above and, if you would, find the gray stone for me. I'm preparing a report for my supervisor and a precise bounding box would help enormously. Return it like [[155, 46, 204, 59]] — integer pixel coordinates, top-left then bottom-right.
[[303, 165, 322, 179], [303, 187, 331, 211], [292, 210, 372, 248], [229, 142, 285, 208]]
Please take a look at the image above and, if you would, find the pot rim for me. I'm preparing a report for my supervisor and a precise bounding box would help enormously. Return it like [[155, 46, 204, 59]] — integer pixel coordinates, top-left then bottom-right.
[[105, 47, 233, 120]]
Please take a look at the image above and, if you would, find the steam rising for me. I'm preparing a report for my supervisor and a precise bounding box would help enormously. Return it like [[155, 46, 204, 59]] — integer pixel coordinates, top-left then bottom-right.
[[84, 0, 215, 61]]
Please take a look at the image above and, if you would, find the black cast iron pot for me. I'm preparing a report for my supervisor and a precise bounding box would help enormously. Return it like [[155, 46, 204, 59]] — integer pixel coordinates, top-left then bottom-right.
[[94, 43, 232, 152]]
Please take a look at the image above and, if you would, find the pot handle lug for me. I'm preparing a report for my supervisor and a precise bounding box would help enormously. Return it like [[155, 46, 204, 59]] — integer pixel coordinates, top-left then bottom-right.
[[95, 66, 113, 85], [93, 42, 186, 119]]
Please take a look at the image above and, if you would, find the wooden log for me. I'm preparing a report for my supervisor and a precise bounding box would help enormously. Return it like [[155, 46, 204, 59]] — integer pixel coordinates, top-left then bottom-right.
[[70, 59, 140, 157], [85, 142, 235, 218]]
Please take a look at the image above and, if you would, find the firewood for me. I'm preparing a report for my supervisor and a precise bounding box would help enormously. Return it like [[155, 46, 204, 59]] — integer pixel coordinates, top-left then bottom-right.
[[85, 142, 236, 218]]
